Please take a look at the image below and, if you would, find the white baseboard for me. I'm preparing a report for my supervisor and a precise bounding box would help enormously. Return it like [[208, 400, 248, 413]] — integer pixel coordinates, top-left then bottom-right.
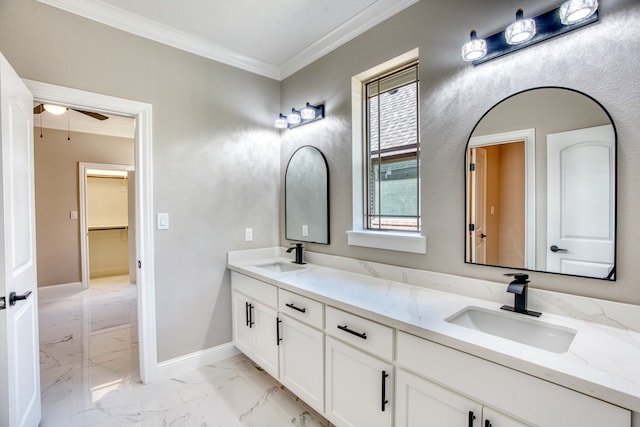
[[156, 342, 240, 380], [38, 281, 83, 290]]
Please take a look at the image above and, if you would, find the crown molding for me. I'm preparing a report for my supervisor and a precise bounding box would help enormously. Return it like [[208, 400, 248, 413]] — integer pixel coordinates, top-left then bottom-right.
[[37, 0, 419, 81]]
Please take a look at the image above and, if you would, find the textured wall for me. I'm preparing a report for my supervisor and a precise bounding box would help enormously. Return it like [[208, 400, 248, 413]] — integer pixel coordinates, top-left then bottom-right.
[[280, 0, 640, 304], [0, 0, 281, 361]]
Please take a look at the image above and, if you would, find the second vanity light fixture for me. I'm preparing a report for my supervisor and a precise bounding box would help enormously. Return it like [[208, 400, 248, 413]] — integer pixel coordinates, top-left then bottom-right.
[[462, 0, 599, 64], [275, 103, 325, 129]]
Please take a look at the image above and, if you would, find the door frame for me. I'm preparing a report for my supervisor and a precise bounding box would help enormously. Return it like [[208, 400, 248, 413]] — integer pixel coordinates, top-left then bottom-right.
[[79, 162, 135, 289], [468, 128, 536, 270], [23, 79, 158, 383]]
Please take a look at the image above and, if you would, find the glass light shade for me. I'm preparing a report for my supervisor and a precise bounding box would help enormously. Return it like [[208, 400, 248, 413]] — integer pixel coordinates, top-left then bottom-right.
[[275, 115, 288, 129], [559, 0, 598, 25], [43, 104, 67, 115], [287, 109, 301, 125], [461, 30, 487, 61], [505, 10, 536, 45], [300, 105, 316, 120]]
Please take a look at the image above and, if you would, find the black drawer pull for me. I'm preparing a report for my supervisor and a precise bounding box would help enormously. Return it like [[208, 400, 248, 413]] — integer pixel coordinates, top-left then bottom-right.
[[337, 324, 367, 340], [485, 420, 492, 427], [285, 303, 307, 313], [468, 411, 476, 427], [276, 317, 282, 345], [245, 301, 250, 327], [381, 370, 389, 412], [248, 303, 254, 328]]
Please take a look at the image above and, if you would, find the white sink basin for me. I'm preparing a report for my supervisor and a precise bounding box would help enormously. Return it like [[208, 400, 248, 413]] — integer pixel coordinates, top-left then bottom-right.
[[255, 262, 306, 273], [446, 306, 576, 353]]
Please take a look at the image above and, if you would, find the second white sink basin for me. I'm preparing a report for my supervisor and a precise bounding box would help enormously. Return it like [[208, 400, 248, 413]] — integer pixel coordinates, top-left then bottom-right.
[[255, 262, 305, 273], [446, 306, 576, 353]]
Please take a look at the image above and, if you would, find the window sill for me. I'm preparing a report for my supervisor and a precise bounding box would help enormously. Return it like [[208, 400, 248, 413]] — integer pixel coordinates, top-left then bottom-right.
[[346, 230, 427, 254]]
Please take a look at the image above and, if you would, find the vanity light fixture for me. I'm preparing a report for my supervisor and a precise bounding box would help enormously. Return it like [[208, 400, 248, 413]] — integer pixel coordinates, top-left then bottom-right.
[[287, 108, 302, 125], [275, 114, 288, 129], [463, 1, 598, 65], [505, 9, 536, 45], [275, 103, 325, 129], [559, 0, 598, 25], [461, 30, 488, 62]]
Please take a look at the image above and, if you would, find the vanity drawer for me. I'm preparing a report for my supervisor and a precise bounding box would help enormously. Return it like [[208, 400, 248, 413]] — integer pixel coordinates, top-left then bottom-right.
[[231, 272, 277, 309], [325, 306, 394, 361], [278, 289, 324, 330]]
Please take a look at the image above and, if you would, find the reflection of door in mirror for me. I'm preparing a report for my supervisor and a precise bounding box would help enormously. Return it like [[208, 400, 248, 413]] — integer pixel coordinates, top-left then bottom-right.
[[468, 143, 525, 267], [547, 124, 615, 279]]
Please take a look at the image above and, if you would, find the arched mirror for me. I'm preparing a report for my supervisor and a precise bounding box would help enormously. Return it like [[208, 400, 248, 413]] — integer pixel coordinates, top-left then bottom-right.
[[285, 146, 330, 244], [465, 87, 616, 280]]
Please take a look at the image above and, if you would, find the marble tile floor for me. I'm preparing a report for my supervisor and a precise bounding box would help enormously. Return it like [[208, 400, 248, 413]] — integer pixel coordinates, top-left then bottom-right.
[[38, 276, 331, 426]]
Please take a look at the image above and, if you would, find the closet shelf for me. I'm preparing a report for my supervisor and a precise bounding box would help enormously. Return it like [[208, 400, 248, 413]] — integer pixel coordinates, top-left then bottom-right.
[[88, 225, 128, 231]]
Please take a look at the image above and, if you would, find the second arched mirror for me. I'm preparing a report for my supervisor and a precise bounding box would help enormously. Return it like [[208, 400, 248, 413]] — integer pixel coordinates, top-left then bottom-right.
[[465, 87, 616, 280]]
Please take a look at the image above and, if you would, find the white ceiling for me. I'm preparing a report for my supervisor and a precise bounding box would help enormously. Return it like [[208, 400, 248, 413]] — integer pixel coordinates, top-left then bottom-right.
[[37, 0, 420, 80]]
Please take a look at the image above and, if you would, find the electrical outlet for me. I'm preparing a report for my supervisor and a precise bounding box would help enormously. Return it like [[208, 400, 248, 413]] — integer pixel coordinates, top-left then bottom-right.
[[70, 211, 78, 220], [245, 228, 253, 242], [302, 224, 309, 237]]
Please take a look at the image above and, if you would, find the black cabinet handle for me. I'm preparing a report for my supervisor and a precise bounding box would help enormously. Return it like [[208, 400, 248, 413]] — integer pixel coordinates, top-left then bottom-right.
[[285, 303, 306, 313], [485, 420, 492, 427], [337, 325, 367, 340], [0, 296, 5, 311], [248, 303, 255, 328], [550, 245, 568, 253], [468, 411, 476, 427], [245, 302, 250, 327], [276, 317, 282, 345], [381, 370, 389, 412], [9, 291, 32, 306]]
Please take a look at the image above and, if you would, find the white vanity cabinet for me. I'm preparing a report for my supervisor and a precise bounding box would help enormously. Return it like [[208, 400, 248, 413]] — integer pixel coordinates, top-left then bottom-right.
[[396, 369, 525, 427], [325, 307, 394, 427], [231, 272, 279, 378], [277, 289, 325, 413], [397, 331, 630, 427]]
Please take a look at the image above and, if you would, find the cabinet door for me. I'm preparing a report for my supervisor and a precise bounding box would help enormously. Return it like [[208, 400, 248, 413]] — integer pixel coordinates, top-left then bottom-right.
[[279, 315, 324, 413], [252, 301, 279, 378], [325, 336, 393, 427], [232, 291, 252, 356], [396, 369, 482, 427], [483, 407, 529, 427]]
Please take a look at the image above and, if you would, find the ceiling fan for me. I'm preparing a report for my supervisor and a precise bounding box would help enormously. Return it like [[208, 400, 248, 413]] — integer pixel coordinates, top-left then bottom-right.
[[33, 103, 109, 121]]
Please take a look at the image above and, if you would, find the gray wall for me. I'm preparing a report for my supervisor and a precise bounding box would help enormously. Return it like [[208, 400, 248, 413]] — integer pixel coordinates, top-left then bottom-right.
[[280, 0, 640, 304], [0, 0, 281, 361]]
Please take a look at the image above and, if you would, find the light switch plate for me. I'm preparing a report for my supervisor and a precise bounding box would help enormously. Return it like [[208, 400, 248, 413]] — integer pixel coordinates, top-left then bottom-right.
[[70, 211, 78, 220], [157, 213, 169, 230], [245, 228, 253, 242]]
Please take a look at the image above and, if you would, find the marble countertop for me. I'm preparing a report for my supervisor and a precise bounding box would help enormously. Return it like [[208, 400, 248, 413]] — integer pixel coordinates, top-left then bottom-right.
[[227, 252, 640, 413]]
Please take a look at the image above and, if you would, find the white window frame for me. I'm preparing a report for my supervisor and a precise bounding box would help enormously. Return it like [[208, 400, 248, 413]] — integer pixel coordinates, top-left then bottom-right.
[[347, 48, 426, 254]]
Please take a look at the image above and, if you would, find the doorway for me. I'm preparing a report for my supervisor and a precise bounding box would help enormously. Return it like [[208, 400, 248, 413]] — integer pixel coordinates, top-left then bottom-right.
[[25, 79, 158, 383]]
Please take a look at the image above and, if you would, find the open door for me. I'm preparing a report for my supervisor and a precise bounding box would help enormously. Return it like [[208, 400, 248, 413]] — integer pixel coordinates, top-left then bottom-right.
[[468, 147, 487, 264], [0, 53, 41, 426], [547, 124, 615, 278]]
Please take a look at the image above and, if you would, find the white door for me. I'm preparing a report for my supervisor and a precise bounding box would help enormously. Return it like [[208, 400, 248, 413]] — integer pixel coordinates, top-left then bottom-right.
[[469, 147, 487, 263], [395, 369, 482, 427], [547, 125, 615, 278], [252, 301, 279, 379], [0, 53, 41, 427]]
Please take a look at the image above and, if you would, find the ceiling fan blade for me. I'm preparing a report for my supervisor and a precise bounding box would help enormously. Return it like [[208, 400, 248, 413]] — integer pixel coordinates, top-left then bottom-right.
[[75, 109, 109, 121], [33, 104, 45, 114]]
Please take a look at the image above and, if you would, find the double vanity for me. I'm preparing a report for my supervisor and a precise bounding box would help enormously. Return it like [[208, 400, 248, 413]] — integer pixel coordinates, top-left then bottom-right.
[[228, 248, 640, 427]]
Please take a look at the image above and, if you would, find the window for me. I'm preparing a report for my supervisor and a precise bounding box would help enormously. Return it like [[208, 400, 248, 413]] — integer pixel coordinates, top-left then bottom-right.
[[348, 49, 426, 254], [365, 64, 420, 231]]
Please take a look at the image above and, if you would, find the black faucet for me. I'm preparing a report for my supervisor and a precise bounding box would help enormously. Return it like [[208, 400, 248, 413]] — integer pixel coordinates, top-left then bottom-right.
[[500, 273, 541, 317], [286, 243, 306, 265]]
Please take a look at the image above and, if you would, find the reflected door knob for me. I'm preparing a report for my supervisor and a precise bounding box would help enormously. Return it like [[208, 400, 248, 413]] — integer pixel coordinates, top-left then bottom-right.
[[550, 245, 568, 253]]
